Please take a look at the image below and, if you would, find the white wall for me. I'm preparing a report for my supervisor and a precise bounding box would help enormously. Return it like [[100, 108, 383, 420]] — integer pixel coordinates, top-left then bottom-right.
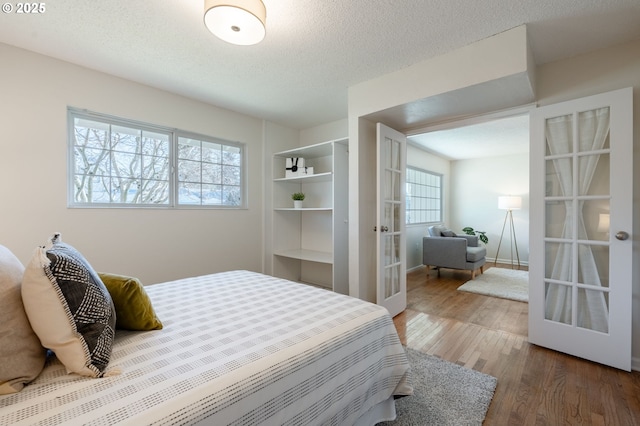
[[451, 153, 529, 264], [405, 148, 530, 270], [262, 122, 300, 276], [300, 119, 348, 146], [0, 43, 267, 285]]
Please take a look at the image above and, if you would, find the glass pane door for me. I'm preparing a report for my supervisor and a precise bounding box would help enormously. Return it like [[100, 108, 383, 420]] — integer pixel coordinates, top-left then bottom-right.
[[529, 87, 632, 371], [543, 107, 610, 333], [383, 137, 402, 298], [376, 123, 406, 317]]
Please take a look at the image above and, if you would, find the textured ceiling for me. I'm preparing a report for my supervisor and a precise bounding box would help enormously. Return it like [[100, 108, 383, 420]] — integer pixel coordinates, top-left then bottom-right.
[[1, 0, 639, 130], [408, 114, 530, 160]]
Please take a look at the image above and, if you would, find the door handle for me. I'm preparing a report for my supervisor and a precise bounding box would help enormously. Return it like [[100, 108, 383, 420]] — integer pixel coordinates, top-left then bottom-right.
[[373, 226, 389, 232], [615, 231, 629, 241]]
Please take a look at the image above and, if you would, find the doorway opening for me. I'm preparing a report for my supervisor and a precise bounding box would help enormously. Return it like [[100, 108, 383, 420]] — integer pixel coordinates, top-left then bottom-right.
[[405, 112, 530, 274], [402, 112, 531, 335]]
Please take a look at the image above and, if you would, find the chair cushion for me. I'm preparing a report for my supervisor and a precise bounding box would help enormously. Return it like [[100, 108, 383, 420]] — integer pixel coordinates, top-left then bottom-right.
[[466, 246, 486, 262], [429, 225, 455, 237]]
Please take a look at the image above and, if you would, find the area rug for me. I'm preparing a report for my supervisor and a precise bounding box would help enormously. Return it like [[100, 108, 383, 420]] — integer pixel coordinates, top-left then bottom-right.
[[379, 347, 497, 426], [457, 268, 529, 302]]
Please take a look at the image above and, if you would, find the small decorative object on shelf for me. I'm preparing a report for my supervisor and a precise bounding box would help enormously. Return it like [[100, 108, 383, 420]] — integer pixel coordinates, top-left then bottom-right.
[[285, 157, 313, 177], [292, 192, 305, 209], [286, 157, 304, 177]]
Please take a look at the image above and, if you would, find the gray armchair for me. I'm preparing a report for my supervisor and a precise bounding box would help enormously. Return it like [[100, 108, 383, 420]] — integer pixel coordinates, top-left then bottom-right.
[[423, 225, 486, 279]]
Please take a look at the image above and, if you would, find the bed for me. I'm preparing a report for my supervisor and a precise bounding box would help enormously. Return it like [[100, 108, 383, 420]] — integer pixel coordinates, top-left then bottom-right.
[[1, 269, 412, 425]]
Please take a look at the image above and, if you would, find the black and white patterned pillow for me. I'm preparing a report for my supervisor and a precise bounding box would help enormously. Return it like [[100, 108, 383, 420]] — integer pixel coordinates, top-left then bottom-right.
[[22, 234, 116, 377]]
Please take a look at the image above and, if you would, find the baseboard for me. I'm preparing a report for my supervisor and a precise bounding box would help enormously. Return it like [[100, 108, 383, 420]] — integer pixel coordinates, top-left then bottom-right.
[[632, 356, 640, 372], [491, 258, 529, 267]]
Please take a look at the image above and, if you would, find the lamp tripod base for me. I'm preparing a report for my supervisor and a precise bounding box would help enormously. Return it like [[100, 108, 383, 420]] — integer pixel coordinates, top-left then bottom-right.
[[494, 209, 520, 268]]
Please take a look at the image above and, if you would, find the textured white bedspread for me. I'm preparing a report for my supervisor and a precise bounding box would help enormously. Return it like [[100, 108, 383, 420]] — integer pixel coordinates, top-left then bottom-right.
[[0, 270, 411, 425]]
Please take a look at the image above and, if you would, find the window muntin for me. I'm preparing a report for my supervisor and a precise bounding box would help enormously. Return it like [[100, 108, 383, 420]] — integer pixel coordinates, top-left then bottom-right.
[[406, 166, 442, 224], [69, 109, 245, 208]]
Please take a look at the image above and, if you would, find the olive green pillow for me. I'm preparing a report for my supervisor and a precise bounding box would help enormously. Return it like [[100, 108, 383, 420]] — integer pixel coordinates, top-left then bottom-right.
[[98, 273, 163, 331]]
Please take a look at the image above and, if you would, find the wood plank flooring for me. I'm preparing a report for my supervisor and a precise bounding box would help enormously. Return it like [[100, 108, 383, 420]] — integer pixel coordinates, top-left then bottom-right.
[[395, 265, 640, 425]]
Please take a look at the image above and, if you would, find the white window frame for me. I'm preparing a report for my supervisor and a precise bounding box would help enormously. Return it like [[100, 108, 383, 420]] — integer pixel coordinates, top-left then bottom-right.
[[68, 108, 246, 209], [406, 166, 442, 225]]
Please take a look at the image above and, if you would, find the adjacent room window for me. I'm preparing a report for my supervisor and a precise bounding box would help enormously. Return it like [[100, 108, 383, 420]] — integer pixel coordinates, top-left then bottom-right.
[[68, 108, 245, 208], [406, 166, 442, 224]]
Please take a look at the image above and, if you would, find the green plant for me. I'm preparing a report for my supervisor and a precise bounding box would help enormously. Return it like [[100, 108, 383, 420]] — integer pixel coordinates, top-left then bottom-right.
[[462, 227, 488, 244], [292, 192, 305, 201]]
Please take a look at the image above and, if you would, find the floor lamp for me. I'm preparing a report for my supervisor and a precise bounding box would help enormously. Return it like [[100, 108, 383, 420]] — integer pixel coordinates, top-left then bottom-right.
[[494, 195, 521, 268]]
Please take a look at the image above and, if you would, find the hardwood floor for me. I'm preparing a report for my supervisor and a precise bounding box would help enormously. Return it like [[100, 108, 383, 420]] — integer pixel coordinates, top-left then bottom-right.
[[395, 265, 640, 425]]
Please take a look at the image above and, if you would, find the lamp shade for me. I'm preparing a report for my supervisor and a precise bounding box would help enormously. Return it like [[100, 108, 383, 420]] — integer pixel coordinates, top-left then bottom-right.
[[204, 0, 266, 46], [498, 196, 522, 210]]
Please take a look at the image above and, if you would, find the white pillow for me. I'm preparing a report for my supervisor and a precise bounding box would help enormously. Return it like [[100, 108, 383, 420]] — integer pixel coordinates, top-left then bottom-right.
[[22, 234, 116, 377]]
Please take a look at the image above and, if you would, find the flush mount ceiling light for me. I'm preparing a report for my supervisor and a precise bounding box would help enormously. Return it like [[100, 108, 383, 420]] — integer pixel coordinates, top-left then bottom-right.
[[204, 0, 266, 46]]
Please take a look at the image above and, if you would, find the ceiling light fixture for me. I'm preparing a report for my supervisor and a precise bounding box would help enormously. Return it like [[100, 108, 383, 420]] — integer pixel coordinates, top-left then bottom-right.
[[204, 0, 266, 46]]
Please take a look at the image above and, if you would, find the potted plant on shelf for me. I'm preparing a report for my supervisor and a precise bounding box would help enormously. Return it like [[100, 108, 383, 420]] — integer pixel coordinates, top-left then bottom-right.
[[462, 227, 488, 244], [292, 192, 305, 209]]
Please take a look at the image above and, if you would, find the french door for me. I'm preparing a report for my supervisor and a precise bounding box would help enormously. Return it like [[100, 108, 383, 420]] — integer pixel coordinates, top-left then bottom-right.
[[529, 87, 633, 370], [376, 123, 407, 317]]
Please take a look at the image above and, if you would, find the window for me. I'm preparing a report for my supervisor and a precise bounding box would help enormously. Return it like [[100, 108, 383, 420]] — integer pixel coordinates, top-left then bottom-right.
[[406, 166, 442, 224], [68, 108, 245, 208], [177, 136, 242, 206]]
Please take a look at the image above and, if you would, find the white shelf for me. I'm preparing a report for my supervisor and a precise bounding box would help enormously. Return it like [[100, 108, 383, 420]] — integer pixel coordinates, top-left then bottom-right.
[[271, 138, 349, 294], [274, 140, 338, 159], [274, 249, 333, 264], [273, 171, 333, 183]]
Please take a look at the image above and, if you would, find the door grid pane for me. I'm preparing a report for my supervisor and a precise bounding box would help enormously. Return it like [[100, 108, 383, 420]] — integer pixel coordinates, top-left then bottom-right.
[[543, 107, 610, 333]]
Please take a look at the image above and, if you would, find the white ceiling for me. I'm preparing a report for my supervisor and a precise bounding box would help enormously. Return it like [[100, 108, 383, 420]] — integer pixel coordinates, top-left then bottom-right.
[[1, 0, 639, 131], [408, 114, 530, 160]]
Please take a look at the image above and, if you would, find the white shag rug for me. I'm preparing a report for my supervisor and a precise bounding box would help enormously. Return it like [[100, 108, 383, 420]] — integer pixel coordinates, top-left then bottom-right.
[[457, 268, 529, 302], [378, 347, 496, 426]]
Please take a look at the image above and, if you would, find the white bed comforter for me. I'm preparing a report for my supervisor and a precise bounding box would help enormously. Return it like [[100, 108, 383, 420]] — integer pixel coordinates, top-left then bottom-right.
[[0, 270, 411, 425]]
